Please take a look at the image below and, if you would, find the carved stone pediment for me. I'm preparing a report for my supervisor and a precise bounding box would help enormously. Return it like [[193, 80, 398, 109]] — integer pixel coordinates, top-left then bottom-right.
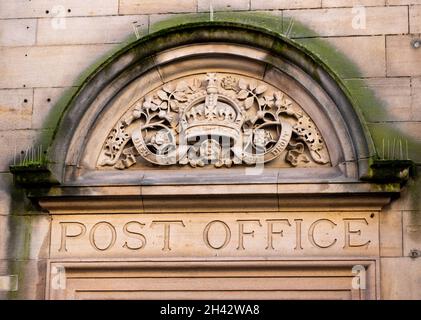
[[98, 73, 330, 170]]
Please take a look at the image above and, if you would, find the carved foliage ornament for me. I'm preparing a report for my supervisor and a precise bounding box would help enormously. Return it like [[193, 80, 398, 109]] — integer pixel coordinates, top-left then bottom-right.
[[98, 73, 330, 169]]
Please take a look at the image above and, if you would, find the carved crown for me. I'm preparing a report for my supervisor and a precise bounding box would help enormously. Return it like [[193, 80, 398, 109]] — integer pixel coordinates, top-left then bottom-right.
[[180, 73, 244, 142], [98, 72, 331, 169]]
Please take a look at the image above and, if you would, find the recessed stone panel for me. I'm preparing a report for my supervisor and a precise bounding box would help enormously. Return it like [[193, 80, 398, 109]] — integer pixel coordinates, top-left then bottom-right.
[[50, 212, 379, 259]]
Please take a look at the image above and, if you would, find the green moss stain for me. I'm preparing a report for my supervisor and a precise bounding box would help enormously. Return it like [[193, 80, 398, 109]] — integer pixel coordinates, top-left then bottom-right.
[[7, 214, 32, 300], [371, 183, 401, 193], [149, 11, 285, 34], [40, 87, 79, 131], [342, 79, 388, 123], [150, 13, 209, 33], [405, 167, 421, 212]]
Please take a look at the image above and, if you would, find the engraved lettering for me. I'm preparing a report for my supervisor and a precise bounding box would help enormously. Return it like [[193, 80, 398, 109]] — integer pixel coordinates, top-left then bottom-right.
[[203, 220, 231, 250], [237, 219, 262, 250], [150, 220, 185, 251], [89, 221, 117, 251], [343, 218, 371, 248], [308, 219, 337, 248], [294, 219, 303, 250], [59, 222, 86, 253], [265, 219, 291, 250], [51, 213, 378, 257], [122, 221, 147, 250]]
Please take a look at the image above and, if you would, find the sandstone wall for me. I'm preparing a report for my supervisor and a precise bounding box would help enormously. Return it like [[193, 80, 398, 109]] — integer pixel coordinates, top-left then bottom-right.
[[0, 0, 420, 299]]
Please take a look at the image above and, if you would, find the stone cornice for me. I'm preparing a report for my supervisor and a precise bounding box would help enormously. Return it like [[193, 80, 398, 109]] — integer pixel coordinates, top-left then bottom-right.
[[29, 182, 394, 214]]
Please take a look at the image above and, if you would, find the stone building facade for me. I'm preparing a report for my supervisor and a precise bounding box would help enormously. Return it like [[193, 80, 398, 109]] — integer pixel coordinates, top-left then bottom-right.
[[0, 0, 420, 299]]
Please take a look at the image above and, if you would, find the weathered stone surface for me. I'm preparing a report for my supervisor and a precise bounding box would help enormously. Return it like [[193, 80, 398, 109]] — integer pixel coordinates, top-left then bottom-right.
[[379, 172, 421, 213], [0, 259, 47, 299], [380, 209, 402, 256], [198, 0, 249, 11], [0, 89, 33, 130], [33, 87, 76, 129], [119, 0, 197, 14], [148, 11, 284, 33], [0, 0, 118, 19], [325, 36, 385, 77], [284, 6, 408, 37], [37, 15, 148, 45], [4, 215, 50, 260], [0, 172, 28, 220], [410, 5, 421, 34], [412, 77, 421, 120], [387, 0, 421, 4], [387, 35, 421, 77], [0, 174, 14, 217], [403, 210, 421, 257], [348, 78, 412, 122], [149, 13, 205, 33], [381, 257, 421, 299], [0, 260, 16, 299], [297, 36, 385, 78], [251, 0, 321, 10], [0, 45, 114, 89], [366, 78, 412, 121], [0, 214, 50, 263], [0, 19, 36, 46], [322, 0, 385, 6], [0, 217, 7, 260]]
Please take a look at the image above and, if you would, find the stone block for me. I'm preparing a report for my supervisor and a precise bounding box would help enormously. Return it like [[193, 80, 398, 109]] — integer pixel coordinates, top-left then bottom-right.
[[50, 212, 379, 259], [0, 19, 36, 46], [381, 257, 421, 299], [0, 45, 114, 89], [251, 0, 321, 10], [387, 35, 421, 77], [349, 78, 412, 122], [410, 5, 421, 34], [198, 0, 249, 11], [0, 0, 118, 19], [298, 36, 385, 78], [0, 89, 33, 130], [37, 15, 148, 45], [327, 36, 386, 77], [412, 77, 421, 120], [0, 174, 14, 217], [2, 214, 50, 260], [387, 0, 421, 4], [0, 259, 47, 299], [380, 209, 403, 256], [323, 0, 385, 6], [119, 0, 197, 14], [284, 6, 408, 37]]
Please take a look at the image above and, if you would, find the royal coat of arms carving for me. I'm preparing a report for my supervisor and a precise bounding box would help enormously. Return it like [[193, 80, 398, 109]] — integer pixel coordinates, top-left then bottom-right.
[[97, 73, 330, 169]]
